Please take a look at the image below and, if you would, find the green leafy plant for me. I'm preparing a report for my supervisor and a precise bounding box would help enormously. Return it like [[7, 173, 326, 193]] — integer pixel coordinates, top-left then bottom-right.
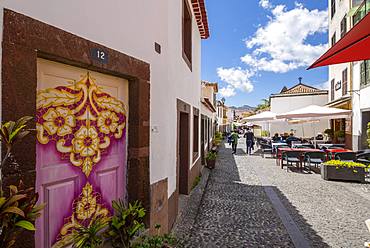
[[205, 151, 217, 161], [324, 128, 334, 138], [132, 225, 177, 248], [261, 130, 270, 137], [0, 182, 44, 248], [71, 217, 110, 248], [0, 116, 33, 195], [191, 175, 201, 190], [106, 199, 146, 248], [334, 130, 345, 138]]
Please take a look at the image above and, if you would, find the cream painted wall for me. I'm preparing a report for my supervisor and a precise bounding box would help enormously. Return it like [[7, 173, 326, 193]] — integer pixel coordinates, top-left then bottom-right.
[[270, 94, 329, 138], [0, 0, 202, 196]]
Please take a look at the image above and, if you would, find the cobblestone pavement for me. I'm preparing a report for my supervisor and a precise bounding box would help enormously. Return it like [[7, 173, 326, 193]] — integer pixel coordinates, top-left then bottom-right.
[[175, 139, 370, 248]]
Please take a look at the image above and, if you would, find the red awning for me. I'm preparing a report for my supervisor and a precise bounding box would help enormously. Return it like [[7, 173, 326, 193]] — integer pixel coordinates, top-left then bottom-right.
[[308, 12, 370, 69]]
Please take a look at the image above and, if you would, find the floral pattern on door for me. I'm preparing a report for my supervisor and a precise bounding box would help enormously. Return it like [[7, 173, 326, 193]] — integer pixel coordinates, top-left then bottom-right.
[[37, 73, 126, 177], [36, 71, 127, 247]]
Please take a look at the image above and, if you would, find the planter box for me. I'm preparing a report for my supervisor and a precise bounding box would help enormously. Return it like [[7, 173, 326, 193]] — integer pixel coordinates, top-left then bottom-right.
[[321, 164, 365, 183], [206, 159, 215, 169]]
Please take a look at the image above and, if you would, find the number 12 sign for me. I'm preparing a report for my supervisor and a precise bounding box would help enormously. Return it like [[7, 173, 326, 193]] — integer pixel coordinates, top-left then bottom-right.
[[91, 48, 108, 64]]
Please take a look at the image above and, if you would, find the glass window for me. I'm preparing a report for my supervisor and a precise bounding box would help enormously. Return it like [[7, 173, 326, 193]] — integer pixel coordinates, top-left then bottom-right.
[[182, 0, 192, 69], [340, 16, 347, 38], [331, 0, 336, 19], [342, 68, 348, 96], [360, 60, 370, 88], [331, 79, 335, 101], [331, 33, 336, 47]]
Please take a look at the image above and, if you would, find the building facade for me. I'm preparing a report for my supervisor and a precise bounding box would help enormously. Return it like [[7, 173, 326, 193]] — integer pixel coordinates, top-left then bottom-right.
[[216, 101, 231, 133], [200, 81, 218, 163], [270, 82, 329, 138], [0, 0, 209, 247], [328, 0, 370, 150]]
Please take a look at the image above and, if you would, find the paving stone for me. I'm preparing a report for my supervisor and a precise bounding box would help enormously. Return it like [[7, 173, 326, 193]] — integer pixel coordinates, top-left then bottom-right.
[[174, 139, 370, 248]]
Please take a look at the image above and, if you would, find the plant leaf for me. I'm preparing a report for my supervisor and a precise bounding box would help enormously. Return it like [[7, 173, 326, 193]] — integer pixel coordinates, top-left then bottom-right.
[[2, 206, 25, 217], [15, 220, 36, 231]]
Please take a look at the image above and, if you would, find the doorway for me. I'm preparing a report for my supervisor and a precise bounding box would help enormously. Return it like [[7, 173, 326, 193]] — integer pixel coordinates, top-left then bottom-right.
[[179, 112, 190, 194], [201, 116, 206, 165]]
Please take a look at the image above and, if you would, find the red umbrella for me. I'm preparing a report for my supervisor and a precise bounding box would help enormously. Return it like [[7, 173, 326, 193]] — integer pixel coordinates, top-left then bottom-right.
[[308, 12, 370, 69]]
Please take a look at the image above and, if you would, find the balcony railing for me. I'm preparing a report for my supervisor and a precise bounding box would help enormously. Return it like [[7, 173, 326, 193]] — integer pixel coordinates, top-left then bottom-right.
[[352, 0, 369, 25]]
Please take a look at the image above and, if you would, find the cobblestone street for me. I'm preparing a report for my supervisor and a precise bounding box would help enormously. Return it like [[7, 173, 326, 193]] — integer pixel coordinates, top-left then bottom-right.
[[174, 139, 370, 248]]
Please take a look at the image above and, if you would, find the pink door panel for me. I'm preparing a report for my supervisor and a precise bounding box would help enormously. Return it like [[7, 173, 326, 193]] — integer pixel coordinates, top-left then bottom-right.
[[36, 59, 128, 248]]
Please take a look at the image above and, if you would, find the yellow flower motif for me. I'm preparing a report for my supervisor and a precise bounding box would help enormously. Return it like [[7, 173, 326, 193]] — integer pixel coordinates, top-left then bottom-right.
[[72, 126, 100, 157], [43, 107, 76, 136], [75, 183, 97, 220], [97, 110, 119, 134]]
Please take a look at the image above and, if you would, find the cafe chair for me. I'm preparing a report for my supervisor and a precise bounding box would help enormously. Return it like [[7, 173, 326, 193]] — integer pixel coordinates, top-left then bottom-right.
[[282, 151, 302, 172], [334, 152, 357, 162], [260, 143, 272, 158], [304, 151, 326, 172]]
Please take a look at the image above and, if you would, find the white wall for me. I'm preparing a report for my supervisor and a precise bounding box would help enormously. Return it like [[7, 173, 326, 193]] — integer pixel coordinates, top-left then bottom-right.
[[270, 94, 329, 138], [352, 61, 370, 150], [0, 0, 202, 197], [328, 0, 351, 102]]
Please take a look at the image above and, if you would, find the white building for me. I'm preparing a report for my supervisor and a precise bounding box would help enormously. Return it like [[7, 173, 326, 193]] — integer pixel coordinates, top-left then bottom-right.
[[347, 1, 370, 151], [270, 82, 329, 138], [216, 101, 231, 133], [0, 0, 209, 246], [328, 0, 370, 150]]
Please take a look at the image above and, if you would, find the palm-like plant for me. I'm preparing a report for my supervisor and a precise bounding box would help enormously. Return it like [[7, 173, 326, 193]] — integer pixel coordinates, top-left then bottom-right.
[[254, 98, 270, 112], [0, 116, 33, 195], [71, 217, 110, 248]]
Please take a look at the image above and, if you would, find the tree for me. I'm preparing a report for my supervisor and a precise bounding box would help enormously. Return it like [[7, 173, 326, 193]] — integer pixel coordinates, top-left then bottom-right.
[[254, 98, 270, 112]]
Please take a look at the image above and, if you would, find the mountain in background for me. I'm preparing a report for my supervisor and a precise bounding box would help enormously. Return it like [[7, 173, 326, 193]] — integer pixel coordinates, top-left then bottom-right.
[[228, 105, 255, 112]]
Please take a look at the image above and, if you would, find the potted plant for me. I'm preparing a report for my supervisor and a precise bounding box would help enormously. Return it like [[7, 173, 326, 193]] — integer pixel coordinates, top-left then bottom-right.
[[334, 130, 345, 143], [205, 151, 217, 169], [324, 128, 334, 140], [321, 160, 366, 183]]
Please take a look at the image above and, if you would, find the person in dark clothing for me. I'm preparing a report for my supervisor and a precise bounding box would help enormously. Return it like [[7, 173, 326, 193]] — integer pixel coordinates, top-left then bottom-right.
[[230, 130, 239, 154], [272, 133, 281, 142], [286, 133, 301, 147], [244, 129, 254, 155]]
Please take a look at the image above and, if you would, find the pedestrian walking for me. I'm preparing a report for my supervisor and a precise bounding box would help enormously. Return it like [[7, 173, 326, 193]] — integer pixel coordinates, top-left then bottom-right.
[[230, 130, 239, 154], [244, 128, 254, 155]]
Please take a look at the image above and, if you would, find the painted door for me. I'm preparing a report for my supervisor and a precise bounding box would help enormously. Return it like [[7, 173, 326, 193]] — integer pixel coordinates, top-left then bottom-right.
[[35, 59, 128, 248]]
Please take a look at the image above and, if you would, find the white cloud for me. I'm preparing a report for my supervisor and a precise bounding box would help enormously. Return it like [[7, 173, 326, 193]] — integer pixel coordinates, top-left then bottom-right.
[[219, 85, 237, 98], [313, 80, 330, 90], [217, 67, 254, 97], [259, 0, 272, 9], [242, 3, 328, 73]]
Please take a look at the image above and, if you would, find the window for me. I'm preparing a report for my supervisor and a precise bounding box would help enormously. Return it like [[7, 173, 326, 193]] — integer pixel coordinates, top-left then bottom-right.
[[193, 113, 199, 158], [340, 16, 347, 38], [331, 0, 336, 19], [331, 79, 335, 101], [342, 68, 348, 96], [360, 60, 370, 88], [331, 33, 336, 47], [182, 0, 192, 69]]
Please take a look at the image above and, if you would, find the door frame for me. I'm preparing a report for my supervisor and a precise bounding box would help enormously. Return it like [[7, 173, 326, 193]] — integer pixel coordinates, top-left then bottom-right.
[[2, 9, 151, 246], [176, 99, 191, 195]]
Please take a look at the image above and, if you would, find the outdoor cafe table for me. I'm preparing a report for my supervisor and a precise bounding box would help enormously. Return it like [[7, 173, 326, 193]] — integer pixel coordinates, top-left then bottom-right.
[[324, 148, 352, 160], [276, 147, 321, 169], [272, 142, 288, 152]]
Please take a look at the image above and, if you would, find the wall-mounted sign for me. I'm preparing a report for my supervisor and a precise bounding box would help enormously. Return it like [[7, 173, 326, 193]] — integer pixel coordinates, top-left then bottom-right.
[[91, 48, 108, 64], [335, 80, 342, 91]]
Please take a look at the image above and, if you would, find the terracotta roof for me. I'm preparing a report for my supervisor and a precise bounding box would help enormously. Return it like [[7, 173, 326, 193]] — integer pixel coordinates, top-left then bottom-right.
[[191, 0, 210, 39], [201, 80, 218, 92], [272, 83, 328, 97]]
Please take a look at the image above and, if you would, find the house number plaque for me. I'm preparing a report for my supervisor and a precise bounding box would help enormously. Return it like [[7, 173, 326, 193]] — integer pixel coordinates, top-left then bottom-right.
[[91, 48, 108, 64]]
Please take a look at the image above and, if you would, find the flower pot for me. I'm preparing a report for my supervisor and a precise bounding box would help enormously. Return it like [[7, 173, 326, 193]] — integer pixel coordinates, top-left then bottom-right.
[[206, 159, 216, 169], [321, 164, 365, 183]]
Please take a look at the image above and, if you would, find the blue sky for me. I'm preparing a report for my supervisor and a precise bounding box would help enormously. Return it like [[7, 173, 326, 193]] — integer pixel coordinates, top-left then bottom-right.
[[201, 0, 329, 107]]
